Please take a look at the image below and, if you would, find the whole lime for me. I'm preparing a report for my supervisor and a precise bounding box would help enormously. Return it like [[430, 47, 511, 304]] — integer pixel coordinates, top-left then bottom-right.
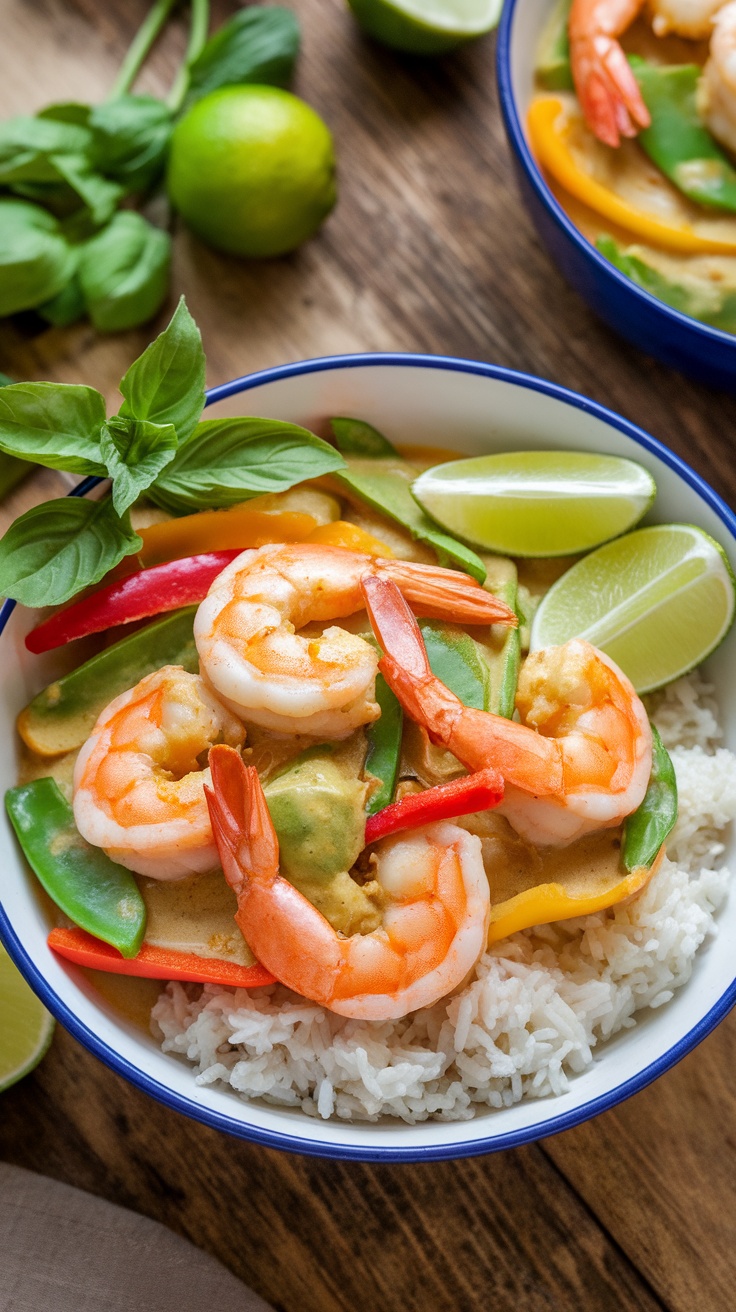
[[167, 85, 337, 258]]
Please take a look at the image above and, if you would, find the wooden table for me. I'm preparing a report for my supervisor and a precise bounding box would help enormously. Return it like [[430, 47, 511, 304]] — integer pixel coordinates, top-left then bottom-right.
[[2, 3, 736, 1309]]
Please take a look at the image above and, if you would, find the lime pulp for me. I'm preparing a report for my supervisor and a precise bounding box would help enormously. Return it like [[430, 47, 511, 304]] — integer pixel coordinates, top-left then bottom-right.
[[412, 451, 656, 557], [531, 523, 736, 692], [0, 944, 54, 1092]]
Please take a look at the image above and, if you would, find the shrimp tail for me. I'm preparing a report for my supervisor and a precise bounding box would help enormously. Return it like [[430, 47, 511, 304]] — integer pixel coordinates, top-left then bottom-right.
[[569, 0, 651, 147], [205, 747, 279, 897], [376, 559, 517, 627]]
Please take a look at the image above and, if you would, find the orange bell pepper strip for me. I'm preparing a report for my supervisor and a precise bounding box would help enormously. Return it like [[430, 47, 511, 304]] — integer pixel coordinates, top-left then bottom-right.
[[136, 504, 320, 568], [305, 520, 394, 557], [48, 926, 275, 988], [528, 96, 736, 255], [487, 845, 664, 945]]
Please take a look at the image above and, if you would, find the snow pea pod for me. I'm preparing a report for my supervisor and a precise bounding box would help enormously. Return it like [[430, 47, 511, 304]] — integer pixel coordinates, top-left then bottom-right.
[[597, 234, 736, 332], [633, 59, 736, 212], [364, 674, 403, 816], [622, 726, 678, 872], [6, 778, 146, 957]]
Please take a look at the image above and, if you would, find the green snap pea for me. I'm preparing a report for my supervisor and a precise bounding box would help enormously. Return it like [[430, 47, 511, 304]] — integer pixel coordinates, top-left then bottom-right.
[[6, 778, 146, 957], [622, 726, 678, 872], [364, 674, 403, 816], [633, 59, 736, 213]]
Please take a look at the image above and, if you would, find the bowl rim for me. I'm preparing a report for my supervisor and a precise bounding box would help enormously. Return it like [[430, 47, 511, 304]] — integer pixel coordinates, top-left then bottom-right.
[[2, 348, 736, 1161], [495, 0, 736, 352]]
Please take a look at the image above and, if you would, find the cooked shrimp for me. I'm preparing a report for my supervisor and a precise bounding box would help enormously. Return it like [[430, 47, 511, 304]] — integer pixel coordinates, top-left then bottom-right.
[[569, 0, 651, 147], [194, 542, 515, 739], [698, 2, 736, 153], [362, 576, 652, 847], [649, 0, 724, 39], [205, 746, 491, 1020], [73, 667, 245, 880]]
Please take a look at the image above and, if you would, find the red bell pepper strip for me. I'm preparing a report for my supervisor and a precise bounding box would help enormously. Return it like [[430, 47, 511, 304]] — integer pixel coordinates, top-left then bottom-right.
[[26, 550, 241, 653], [48, 926, 275, 988], [364, 768, 504, 845]]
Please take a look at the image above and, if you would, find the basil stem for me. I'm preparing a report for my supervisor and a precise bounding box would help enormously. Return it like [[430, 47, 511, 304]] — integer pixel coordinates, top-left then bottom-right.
[[168, 0, 212, 113], [622, 726, 678, 872], [109, 0, 180, 100]]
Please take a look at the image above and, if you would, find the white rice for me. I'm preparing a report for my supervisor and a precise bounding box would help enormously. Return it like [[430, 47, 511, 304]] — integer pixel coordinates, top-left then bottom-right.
[[152, 672, 736, 1123]]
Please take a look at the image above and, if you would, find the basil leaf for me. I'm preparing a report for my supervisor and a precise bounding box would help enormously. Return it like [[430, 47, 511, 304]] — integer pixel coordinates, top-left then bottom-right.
[[77, 211, 171, 333], [0, 198, 77, 316], [89, 96, 173, 193], [101, 415, 178, 516], [330, 416, 398, 457], [37, 273, 86, 327], [38, 103, 92, 128], [0, 381, 106, 473], [0, 375, 33, 499], [0, 497, 141, 607], [51, 154, 123, 224], [150, 417, 346, 513], [186, 6, 300, 105], [622, 726, 678, 871], [118, 296, 205, 442], [0, 374, 12, 387], [0, 115, 93, 183]]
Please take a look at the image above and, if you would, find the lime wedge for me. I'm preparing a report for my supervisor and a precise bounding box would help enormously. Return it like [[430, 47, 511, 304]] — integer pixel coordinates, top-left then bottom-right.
[[412, 452, 656, 557], [0, 944, 54, 1092], [531, 524, 736, 692], [346, 0, 501, 54]]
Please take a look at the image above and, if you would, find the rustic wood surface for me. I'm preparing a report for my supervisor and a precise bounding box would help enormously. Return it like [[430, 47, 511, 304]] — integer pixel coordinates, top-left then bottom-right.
[[1, 2, 736, 1309]]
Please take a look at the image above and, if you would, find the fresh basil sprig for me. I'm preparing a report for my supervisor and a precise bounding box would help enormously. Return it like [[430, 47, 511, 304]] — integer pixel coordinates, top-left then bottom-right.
[[0, 299, 348, 607], [149, 417, 346, 513], [0, 3, 302, 336]]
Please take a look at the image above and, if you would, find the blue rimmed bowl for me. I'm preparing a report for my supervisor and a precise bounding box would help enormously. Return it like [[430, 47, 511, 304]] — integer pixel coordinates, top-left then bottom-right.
[[497, 0, 736, 392], [1, 353, 735, 1160]]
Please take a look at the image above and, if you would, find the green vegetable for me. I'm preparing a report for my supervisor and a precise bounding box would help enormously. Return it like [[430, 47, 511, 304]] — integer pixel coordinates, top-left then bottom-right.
[[185, 6, 300, 107], [0, 199, 76, 317], [0, 375, 33, 498], [481, 555, 520, 719], [364, 674, 403, 815], [88, 95, 173, 193], [264, 748, 367, 883], [0, 497, 142, 608], [535, 0, 572, 91], [38, 274, 86, 328], [6, 778, 146, 958], [622, 726, 678, 871], [101, 416, 178, 516], [420, 621, 490, 710], [330, 415, 398, 458], [597, 234, 736, 332], [77, 210, 171, 333], [0, 381, 106, 473], [149, 417, 346, 513], [633, 60, 736, 213], [118, 296, 206, 443], [18, 607, 198, 757], [333, 455, 487, 583]]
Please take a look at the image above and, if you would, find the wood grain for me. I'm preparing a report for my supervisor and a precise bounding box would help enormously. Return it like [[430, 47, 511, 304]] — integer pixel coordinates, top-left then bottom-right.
[[1, 2, 736, 1310]]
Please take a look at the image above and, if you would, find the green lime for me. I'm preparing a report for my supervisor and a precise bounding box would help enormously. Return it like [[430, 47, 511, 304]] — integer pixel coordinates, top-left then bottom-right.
[[346, 0, 501, 53], [167, 86, 337, 259], [531, 524, 736, 692], [412, 451, 656, 557], [0, 944, 54, 1092]]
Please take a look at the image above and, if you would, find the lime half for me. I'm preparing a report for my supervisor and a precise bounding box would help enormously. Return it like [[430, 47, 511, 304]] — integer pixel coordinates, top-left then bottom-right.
[[346, 0, 501, 54], [531, 524, 736, 692], [0, 944, 54, 1092], [412, 451, 656, 557]]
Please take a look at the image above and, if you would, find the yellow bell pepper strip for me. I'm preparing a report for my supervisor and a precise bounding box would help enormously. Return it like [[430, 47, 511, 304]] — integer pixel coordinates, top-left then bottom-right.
[[487, 849, 663, 945], [136, 503, 320, 567], [18, 606, 198, 757], [365, 768, 504, 844], [305, 519, 394, 557], [528, 96, 736, 255], [48, 926, 275, 987], [6, 779, 146, 958]]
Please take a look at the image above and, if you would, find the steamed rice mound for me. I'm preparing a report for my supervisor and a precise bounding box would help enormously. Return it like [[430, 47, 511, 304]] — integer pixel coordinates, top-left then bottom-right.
[[152, 673, 736, 1123]]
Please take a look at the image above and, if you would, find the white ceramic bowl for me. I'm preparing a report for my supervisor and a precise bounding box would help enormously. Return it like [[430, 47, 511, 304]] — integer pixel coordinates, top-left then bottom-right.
[[2, 354, 735, 1161]]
